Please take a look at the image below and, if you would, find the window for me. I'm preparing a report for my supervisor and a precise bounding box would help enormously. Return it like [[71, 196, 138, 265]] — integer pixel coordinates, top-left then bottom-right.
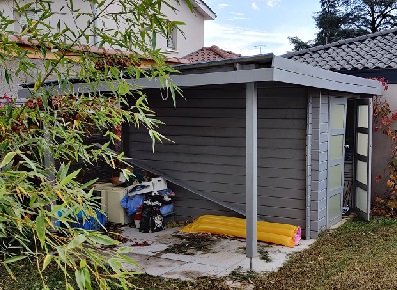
[[14, 8, 40, 34], [166, 28, 177, 50]]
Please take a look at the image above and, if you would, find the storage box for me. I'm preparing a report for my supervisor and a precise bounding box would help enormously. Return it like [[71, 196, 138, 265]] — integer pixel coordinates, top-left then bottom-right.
[[94, 183, 131, 225], [105, 187, 131, 225], [152, 177, 167, 192]]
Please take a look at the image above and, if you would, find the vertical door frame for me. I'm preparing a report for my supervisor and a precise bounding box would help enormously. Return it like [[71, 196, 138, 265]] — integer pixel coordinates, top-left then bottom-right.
[[327, 97, 347, 228], [353, 98, 373, 221]]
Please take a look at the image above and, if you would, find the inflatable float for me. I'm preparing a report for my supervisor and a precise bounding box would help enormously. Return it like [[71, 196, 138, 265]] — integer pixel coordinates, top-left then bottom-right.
[[181, 215, 301, 248]]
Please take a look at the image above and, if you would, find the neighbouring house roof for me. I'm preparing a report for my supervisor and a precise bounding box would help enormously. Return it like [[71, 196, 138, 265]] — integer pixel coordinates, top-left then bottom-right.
[[183, 45, 241, 63], [5, 35, 190, 65], [192, 0, 216, 20], [283, 28, 397, 71]]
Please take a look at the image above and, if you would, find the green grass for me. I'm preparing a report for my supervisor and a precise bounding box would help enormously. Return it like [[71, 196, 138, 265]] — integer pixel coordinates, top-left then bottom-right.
[[2, 216, 397, 290]]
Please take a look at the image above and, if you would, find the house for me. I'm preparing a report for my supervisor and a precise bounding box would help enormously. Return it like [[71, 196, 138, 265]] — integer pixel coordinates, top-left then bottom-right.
[[0, 35, 190, 99], [183, 45, 241, 62], [283, 28, 397, 200], [19, 54, 382, 242], [0, 0, 215, 58]]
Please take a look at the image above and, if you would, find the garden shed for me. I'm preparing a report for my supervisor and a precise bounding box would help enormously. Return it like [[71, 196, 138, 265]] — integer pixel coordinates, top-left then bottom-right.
[[122, 54, 381, 242], [18, 54, 382, 257]]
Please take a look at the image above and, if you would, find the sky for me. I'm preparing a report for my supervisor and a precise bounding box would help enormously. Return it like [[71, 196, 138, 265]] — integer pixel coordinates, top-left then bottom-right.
[[204, 0, 321, 56]]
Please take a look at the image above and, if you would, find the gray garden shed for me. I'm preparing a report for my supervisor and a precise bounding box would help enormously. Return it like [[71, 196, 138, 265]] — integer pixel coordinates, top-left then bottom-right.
[[18, 54, 382, 258], [122, 54, 381, 244]]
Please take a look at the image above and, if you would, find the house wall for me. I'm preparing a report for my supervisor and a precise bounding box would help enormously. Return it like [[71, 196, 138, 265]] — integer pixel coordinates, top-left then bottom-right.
[[0, 58, 79, 97], [0, 0, 92, 43], [372, 84, 397, 198], [340, 70, 396, 200], [160, 0, 205, 57], [127, 83, 309, 236], [0, 0, 206, 56]]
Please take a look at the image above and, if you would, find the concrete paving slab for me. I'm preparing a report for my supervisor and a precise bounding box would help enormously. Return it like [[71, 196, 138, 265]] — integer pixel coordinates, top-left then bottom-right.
[[125, 253, 188, 276], [162, 262, 226, 280], [185, 250, 246, 268], [129, 243, 169, 256], [118, 225, 316, 280]]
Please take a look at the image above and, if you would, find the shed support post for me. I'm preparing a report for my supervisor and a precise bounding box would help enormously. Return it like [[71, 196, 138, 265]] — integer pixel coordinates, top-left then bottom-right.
[[246, 82, 258, 267]]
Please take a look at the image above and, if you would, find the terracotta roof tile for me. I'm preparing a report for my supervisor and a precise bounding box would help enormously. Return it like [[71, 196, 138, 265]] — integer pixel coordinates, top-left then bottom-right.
[[5, 35, 190, 64], [183, 45, 241, 62]]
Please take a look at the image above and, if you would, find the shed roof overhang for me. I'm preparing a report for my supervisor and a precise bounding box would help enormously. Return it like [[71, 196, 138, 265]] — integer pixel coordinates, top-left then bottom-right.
[[18, 54, 382, 98], [134, 54, 382, 95]]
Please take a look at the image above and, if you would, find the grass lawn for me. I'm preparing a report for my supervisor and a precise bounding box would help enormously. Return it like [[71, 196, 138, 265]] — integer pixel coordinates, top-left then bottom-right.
[[2, 216, 397, 290]]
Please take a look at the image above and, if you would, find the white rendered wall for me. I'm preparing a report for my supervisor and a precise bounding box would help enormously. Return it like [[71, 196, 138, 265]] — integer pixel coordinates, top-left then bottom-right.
[[372, 84, 397, 198], [159, 0, 205, 58], [0, 0, 206, 56]]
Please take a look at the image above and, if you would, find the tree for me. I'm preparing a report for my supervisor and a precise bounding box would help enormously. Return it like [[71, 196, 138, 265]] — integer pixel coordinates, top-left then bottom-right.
[[314, 0, 366, 45], [287, 36, 313, 52], [289, 0, 397, 51], [0, 0, 188, 289], [342, 0, 397, 33]]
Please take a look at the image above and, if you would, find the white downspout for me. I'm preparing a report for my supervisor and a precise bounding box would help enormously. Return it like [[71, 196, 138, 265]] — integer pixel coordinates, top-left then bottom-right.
[[92, 1, 98, 46]]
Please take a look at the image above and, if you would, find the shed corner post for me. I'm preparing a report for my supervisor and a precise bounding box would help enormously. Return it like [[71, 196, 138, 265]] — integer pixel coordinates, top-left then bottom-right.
[[246, 82, 258, 268], [306, 88, 317, 240]]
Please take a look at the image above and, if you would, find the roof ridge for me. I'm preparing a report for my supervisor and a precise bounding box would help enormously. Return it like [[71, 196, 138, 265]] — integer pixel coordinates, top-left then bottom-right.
[[182, 45, 240, 62], [209, 45, 240, 58], [283, 27, 397, 57]]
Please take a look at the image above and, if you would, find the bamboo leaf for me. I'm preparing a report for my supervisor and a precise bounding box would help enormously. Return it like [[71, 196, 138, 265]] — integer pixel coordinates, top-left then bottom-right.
[[4, 255, 27, 264], [119, 254, 139, 267], [75, 269, 85, 290], [67, 234, 87, 250], [117, 246, 133, 254], [0, 152, 16, 169], [42, 254, 53, 271], [59, 169, 81, 186], [108, 258, 122, 273], [36, 214, 46, 247], [117, 81, 130, 96], [88, 233, 118, 246]]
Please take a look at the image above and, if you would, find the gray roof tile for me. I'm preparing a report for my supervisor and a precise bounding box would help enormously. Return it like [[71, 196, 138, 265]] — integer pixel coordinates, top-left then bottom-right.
[[283, 28, 397, 70]]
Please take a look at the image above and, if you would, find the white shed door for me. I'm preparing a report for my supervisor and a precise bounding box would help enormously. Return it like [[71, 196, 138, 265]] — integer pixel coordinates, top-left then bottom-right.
[[328, 98, 347, 227], [354, 99, 372, 221]]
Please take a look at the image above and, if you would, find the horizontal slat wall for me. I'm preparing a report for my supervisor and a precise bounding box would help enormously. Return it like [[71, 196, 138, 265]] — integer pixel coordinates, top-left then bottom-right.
[[127, 84, 308, 233], [169, 184, 243, 221], [129, 84, 247, 218], [257, 87, 307, 233]]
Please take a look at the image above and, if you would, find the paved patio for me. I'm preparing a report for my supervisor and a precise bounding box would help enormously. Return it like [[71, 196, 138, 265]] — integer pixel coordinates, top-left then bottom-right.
[[118, 225, 315, 280]]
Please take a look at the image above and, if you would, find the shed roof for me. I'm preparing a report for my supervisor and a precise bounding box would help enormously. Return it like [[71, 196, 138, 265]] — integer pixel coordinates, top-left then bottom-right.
[[135, 54, 382, 95], [18, 54, 382, 98], [283, 28, 397, 71]]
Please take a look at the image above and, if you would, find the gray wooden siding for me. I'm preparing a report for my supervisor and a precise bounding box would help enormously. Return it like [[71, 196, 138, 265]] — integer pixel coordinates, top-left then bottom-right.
[[129, 84, 246, 218], [170, 184, 243, 221], [310, 91, 329, 238], [257, 87, 307, 233], [128, 84, 308, 235]]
